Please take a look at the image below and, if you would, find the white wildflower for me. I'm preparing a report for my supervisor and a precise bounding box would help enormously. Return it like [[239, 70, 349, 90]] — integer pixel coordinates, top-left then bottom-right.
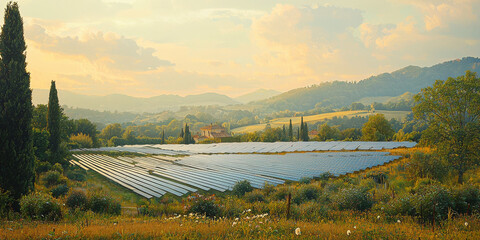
[[465, 222, 468, 227], [377, 215, 380, 219], [397, 220, 401, 223], [232, 222, 237, 226], [347, 230, 351, 236], [295, 227, 301, 236], [353, 226, 356, 229]]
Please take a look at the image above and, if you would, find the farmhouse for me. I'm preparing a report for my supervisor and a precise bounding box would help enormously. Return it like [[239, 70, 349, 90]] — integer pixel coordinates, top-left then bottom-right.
[[194, 124, 232, 142]]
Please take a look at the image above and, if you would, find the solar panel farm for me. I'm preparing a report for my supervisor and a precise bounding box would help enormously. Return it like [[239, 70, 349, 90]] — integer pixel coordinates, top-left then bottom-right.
[[71, 142, 415, 199]]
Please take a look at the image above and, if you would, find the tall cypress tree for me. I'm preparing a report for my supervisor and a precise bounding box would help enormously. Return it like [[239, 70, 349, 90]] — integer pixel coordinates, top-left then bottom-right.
[[0, 2, 35, 205], [161, 129, 165, 144], [282, 124, 286, 141], [299, 116, 304, 141], [288, 119, 293, 141], [303, 122, 309, 141], [47, 80, 61, 164]]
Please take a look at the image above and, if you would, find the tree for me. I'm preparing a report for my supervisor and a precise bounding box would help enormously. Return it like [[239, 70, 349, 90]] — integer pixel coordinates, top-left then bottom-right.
[[73, 119, 97, 147], [300, 116, 304, 141], [413, 71, 480, 184], [303, 122, 309, 141], [361, 114, 394, 141], [32, 104, 48, 130], [99, 123, 123, 141], [161, 129, 165, 144], [0, 2, 35, 206], [318, 123, 340, 141], [47, 80, 62, 164], [288, 119, 293, 141]]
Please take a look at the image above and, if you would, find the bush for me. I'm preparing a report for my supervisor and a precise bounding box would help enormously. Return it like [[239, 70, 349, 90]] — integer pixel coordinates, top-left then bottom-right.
[[88, 193, 121, 215], [186, 194, 220, 217], [452, 185, 480, 215], [0, 189, 12, 218], [66, 190, 88, 210], [334, 187, 373, 211], [262, 182, 276, 197], [293, 185, 320, 204], [52, 163, 63, 173], [299, 177, 312, 184], [385, 194, 416, 216], [366, 171, 387, 184], [407, 152, 449, 181], [318, 172, 334, 181], [35, 161, 52, 174], [232, 180, 253, 197], [66, 168, 87, 182], [412, 184, 453, 223], [271, 186, 293, 201], [20, 192, 62, 221], [245, 191, 265, 203], [42, 170, 66, 188], [296, 201, 329, 221], [51, 184, 69, 198]]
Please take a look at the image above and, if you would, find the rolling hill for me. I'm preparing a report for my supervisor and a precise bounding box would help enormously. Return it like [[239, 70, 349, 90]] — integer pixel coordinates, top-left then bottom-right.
[[254, 57, 480, 111], [32, 90, 239, 113], [234, 89, 281, 103]]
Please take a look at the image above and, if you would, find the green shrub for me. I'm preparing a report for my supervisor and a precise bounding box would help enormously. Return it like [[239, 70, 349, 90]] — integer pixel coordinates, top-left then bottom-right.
[[318, 172, 334, 181], [366, 171, 387, 184], [51, 163, 63, 173], [407, 152, 449, 181], [299, 177, 312, 184], [262, 182, 276, 197], [35, 161, 52, 174], [186, 194, 220, 217], [385, 194, 416, 216], [42, 170, 66, 188], [51, 184, 69, 198], [296, 201, 329, 221], [20, 192, 62, 221], [88, 193, 121, 215], [293, 185, 320, 204], [66, 168, 87, 182], [412, 184, 453, 222], [452, 185, 480, 215], [245, 191, 265, 203], [0, 189, 12, 218], [66, 190, 88, 210], [271, 186, 293, 201], [334, 187, 373, 211], [232, 180, 253, 197]]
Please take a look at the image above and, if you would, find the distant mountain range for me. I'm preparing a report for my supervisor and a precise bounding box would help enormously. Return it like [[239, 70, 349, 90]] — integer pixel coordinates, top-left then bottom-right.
[[234, 89, 281, 103], [255, 57, 480, 111], [32, 88, 281, 113]]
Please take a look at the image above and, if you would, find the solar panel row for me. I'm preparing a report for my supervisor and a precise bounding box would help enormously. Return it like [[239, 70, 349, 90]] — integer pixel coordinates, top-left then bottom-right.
[[71, 151, 401, 198]]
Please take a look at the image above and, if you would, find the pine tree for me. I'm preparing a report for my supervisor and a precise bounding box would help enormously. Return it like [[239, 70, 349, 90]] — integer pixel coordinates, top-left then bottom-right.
[[282, 125, 286, 141], [288, 119, 293, 141], [297, 127, 300, 141], [0, 2, 35, 206], [179, 128, 184, 138], [303, 122, 309, 141], [161, 129, 165, 144], [47, 80, 62, 164]]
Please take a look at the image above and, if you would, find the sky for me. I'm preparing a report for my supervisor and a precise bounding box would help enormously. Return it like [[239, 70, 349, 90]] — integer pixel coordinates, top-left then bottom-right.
[[4, 0, 480, 97]]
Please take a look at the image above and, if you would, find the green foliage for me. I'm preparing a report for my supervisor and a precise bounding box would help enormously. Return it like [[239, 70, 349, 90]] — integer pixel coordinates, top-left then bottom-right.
[[186, 194, 220, 217], [32, 128, 50, 162], [361, 114, 395, 141], [293, 185, 320, 204], [0, 189, 12, 218], [88, 193, 121, 215], [99, 123, 124, 141], [47, 81, 63, 164], [42, 170, 66, 188], [65, 190, 87, 210], [298, 177, 312, 184], [384, 194, 416, 217], [35, 160, 52, 175], [414, 71, 480, 183], [317, 123, 340, 141], [51, 184, 69, 198], [70, 133, 93, 148], [51, 163, 63, 173], [0, 2, 36, 206], [232, 180, 254, 197], [20, 192, 62, 221], [407, 152, 449, 181], [72, 119, 98, 147], [245, 191, 265, 203], [452, 185, 480, 215], [66, 168, 87, 182], [412, 184, 454, 223], [334, 187, 373, 211]]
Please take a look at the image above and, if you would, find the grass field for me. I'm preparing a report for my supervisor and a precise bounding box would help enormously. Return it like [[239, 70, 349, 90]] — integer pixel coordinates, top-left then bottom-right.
[[231, 110, 411, 134]]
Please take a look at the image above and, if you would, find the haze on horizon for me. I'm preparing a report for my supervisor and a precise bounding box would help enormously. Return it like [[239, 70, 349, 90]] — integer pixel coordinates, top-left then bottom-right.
[[4, 0, 480, 98]]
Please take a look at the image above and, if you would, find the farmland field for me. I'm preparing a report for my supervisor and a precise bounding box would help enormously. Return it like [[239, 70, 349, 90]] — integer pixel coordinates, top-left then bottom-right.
[[231, 110, 411, 134]]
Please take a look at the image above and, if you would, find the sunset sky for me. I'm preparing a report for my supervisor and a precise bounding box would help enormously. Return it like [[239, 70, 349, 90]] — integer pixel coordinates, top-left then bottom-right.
[[5, 0, 480, 97]]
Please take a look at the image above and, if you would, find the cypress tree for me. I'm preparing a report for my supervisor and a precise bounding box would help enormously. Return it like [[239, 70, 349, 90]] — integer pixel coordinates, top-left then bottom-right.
[[303, 122, 309, 141], [288, 119, 293, 141], [282, 124, 286, 141], [0, 2, 35, 206], [179, 128, 184, 138], [47, 80, 62, 164], [297, 127, 300, 141], [300, 116, 304, 141], [161, 129, 165, 144]]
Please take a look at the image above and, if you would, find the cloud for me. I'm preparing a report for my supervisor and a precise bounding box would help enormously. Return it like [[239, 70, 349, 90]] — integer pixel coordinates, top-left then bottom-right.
[[25, 24, 174, 72]]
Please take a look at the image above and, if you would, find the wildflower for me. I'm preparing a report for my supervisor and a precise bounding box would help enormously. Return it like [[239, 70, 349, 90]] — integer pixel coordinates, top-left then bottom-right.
[[235, 218, 239, 221], [347, 230, 351, 236], [247, 209, 251, 212], [295, 227, 301, 236], [232, 222, 237, 226], [465, 222, 468, 227], [259, 221, 263, 224], [353, 226, 356, 229], [377, 215, 380, 219], [397, 220, 401, 223], [113, 223, 117, 226], [381, 207, 384, 210]]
